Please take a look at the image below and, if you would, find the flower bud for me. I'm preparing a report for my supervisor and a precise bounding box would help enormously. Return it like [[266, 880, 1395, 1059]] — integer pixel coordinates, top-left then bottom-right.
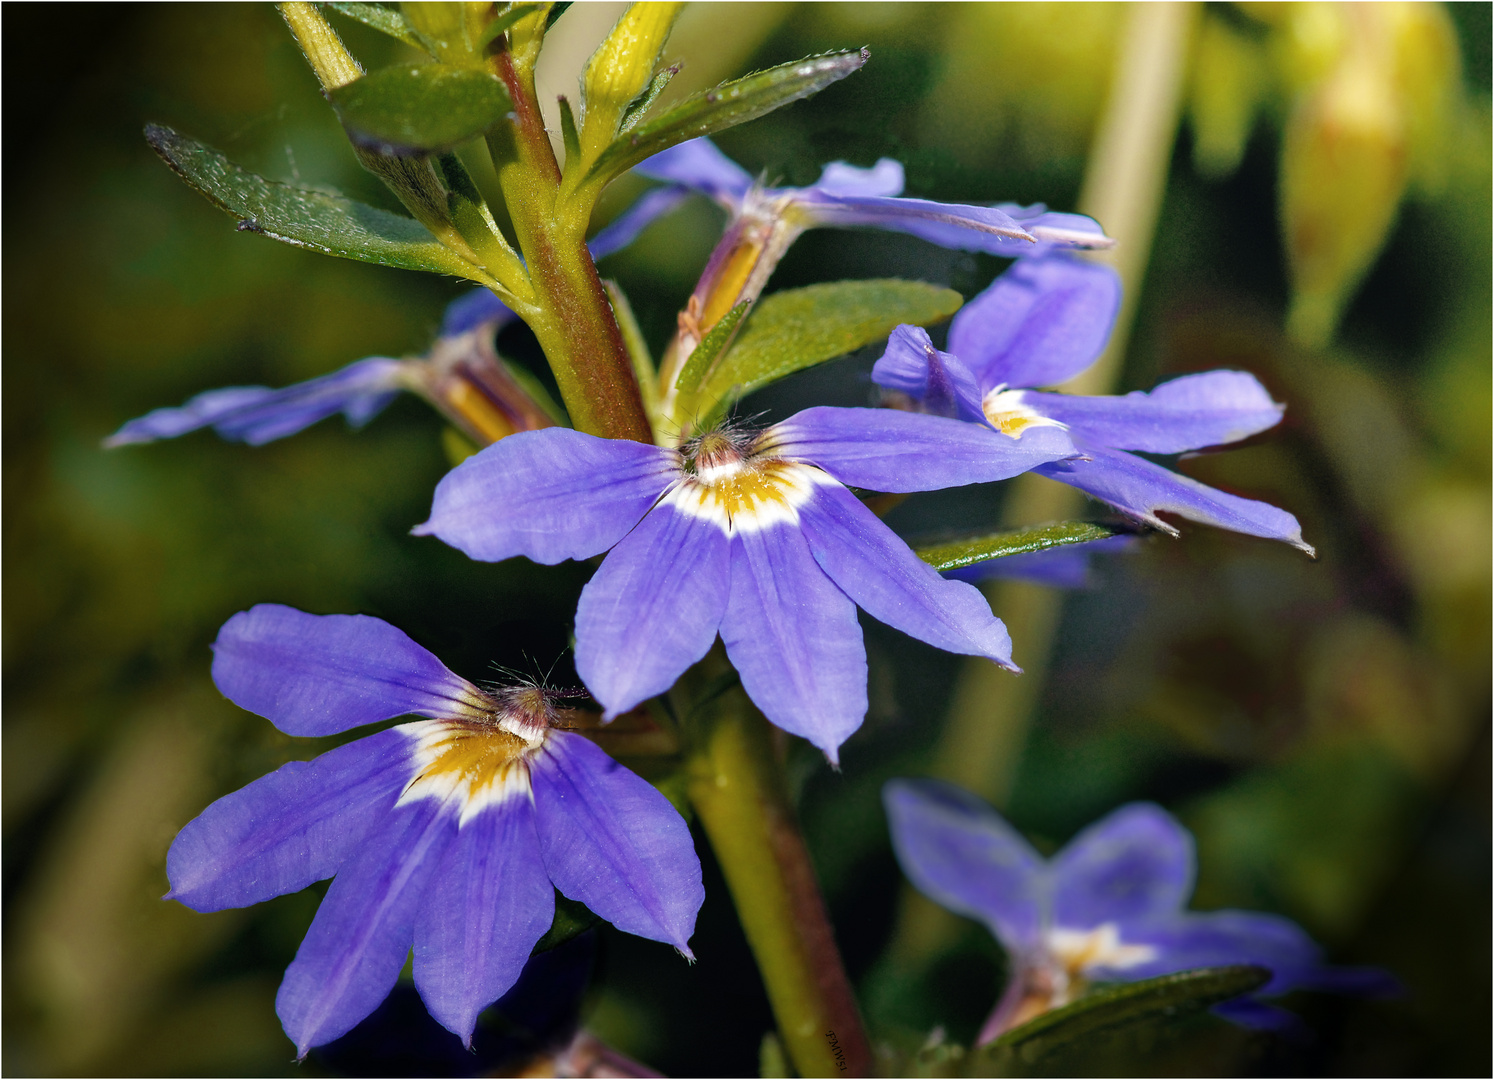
[[1281, 10, 1408, 347], [580, 2, 685, 155], [1190, 12, 1270, 179]]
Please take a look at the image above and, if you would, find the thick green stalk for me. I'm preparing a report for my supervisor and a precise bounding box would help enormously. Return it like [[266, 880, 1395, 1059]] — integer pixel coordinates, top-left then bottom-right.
[[685, 689, 871, 1078], [486, 51, 652, 443]]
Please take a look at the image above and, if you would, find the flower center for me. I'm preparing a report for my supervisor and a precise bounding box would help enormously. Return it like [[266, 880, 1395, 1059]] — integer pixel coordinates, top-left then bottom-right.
[[1047, 923, 1157, 978], [982, 386, 1067, 438], [674, 436, 825, 534], [397, 687, 556, 825]]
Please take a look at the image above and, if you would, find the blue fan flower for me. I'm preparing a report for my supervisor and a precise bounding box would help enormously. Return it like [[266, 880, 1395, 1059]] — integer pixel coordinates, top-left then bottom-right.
[[884, 780, 1398, 1039], [873, 253, 1314, 552], [167, 604, 702, 1057], [415, 408, 1081, 761]]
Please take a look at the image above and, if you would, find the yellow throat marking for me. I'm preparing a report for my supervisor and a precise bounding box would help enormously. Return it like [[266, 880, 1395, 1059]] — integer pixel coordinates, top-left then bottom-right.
[[671, 445, 823, 534], [982, 386, 1067, 438]]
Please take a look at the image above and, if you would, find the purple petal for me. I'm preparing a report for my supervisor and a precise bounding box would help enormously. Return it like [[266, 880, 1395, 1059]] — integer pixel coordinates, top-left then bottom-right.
[[1050, 803, 1195, 931], [996, 204, 1115, 248], [883, 779, 1045, 951], [945, 535, 1138, 589], [1118, 910, 1400, 1004], [1024, 371, 1284, 453], [634, 137, 753, 203], [589, 185, 693, 260], [1116, 910, 1373, 997], [720, 523, 867, 763], [414, 428, 678, 565], [531, 732, 703, 953], [211, 605, 485, 737], [104, 357, 405, 448], [794, 190, 1039, 252], [440, 289, 517, 336], [573, 497, 730, 719], [768, 406, 1075, 493], [277, 799, 456, 1057], [1036, 446, 1315, 553], [870, 325, 987, 423], [1210, 997, 1310, 1034], [166, 727, 414, 912], [413, 793, 554, 1047], [797, 485, 1016, 669], [811, 158, 905, 197], [948, 255, 1121, 390]]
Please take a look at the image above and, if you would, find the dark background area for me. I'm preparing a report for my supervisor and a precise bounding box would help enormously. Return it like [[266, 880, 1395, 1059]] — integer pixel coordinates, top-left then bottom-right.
[[4, 4, 1489, 1075]]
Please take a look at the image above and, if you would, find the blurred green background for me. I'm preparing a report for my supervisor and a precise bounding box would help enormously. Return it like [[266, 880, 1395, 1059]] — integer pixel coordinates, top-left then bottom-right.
[[3, 3, 1488, 1075]]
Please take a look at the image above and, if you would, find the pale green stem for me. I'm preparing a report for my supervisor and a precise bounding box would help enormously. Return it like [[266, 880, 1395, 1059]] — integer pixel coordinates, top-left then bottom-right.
[[887, 0, 1200, 968]]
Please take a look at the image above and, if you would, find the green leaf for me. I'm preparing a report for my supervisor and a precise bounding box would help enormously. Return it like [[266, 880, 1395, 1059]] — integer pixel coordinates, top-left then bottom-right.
[[323, 2, 431, 51], [969, 966, 1270, 1073], [558, 95, 581, 168], [695, 279, 961, 415], [604, 280, 659, 425], [530, 891, 600, 954], [145, 124, 489, 281], [478, 2, 545, 48], [329, 63, 512, 155], [677, 301, 751, 397], [915, 521, 1127, 574], [585, 48, 868, 186], [619, 63, 680, 134]]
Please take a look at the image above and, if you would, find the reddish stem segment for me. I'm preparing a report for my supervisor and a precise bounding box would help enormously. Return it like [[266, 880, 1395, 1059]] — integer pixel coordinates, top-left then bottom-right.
[[488, 51, 652, 444]]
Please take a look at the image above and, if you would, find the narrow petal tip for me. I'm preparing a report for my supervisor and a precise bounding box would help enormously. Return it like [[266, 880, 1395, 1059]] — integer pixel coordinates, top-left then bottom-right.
[[676, 944, 697, 964]]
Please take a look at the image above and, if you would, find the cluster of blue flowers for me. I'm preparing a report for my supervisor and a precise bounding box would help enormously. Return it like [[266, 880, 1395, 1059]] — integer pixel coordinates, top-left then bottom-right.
[[116, 137, 1386, 1056]]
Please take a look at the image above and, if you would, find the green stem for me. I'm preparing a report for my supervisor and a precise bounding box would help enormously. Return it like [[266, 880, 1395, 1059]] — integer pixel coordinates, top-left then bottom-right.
[[685, 688, 871, 1078], [486, 51, 652, 443]]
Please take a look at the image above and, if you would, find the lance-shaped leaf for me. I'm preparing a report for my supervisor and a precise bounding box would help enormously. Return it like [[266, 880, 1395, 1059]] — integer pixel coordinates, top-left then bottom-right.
[[145, 124, 491, 282], [695, 279, 961, 417], [329, 63, 513, 155], [969, 966, 1270, 1072], [675, 301, 751, 398], [323, 2, 432, 51], [584, 48, 869, 187], [915, 522, 1125, 574]]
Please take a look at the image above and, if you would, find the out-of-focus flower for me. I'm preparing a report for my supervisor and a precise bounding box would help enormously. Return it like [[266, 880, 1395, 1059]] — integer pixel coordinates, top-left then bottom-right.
[[106, 297, 557, 450], [1270, 2, 1463, 346], [103, 203, 657, 451], [873, 254, 1313, 552], [416, 409, 1079, 761], [884, 780, 1399, 1040], [167, 605, 702, 1057]]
